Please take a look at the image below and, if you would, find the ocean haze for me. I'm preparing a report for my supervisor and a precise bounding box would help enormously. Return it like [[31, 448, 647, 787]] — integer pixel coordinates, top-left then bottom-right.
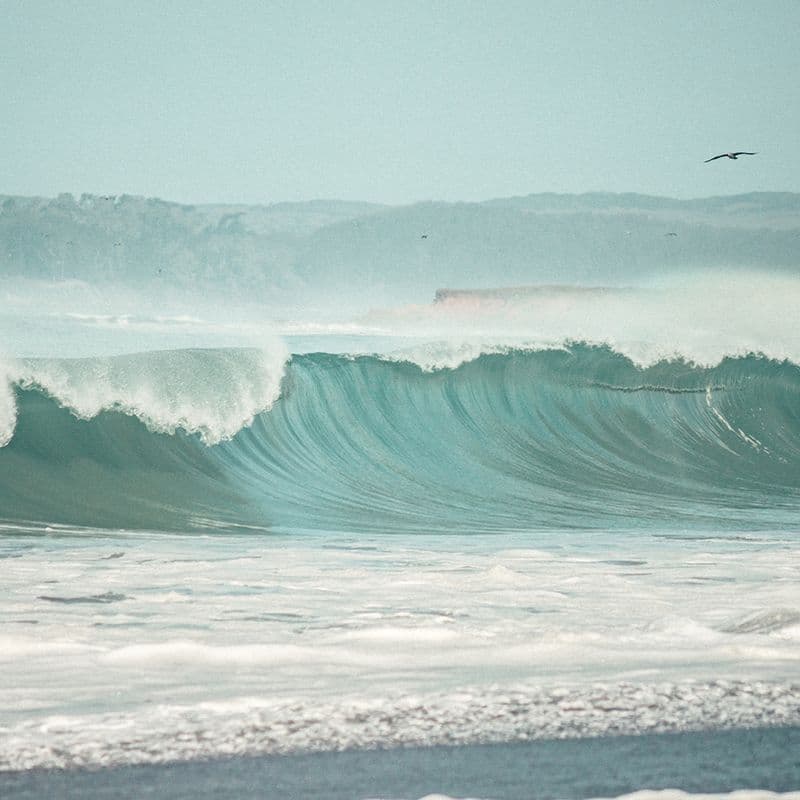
[[2, 191, 799, 309]]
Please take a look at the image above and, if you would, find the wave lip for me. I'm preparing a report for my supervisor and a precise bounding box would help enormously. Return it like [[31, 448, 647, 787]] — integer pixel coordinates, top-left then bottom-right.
[[0, 346, 287, 531], [5, 345, 288, 446]]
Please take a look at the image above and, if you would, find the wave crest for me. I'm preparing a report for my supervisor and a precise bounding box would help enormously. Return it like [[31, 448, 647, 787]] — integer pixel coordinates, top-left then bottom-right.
[[4, 344, 288, 446], [2, 345, 799, 532]]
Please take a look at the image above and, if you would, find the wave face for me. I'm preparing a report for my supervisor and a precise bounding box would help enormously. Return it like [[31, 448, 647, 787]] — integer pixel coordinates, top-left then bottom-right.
[[1, 345, 799, 532]]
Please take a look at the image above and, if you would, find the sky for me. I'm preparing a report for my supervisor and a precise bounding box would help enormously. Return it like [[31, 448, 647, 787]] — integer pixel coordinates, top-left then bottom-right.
[[2, 0, 799, 206]]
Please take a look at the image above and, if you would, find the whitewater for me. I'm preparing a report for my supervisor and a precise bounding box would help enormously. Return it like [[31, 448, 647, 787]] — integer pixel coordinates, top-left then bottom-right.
[[1, 194, 799, 798]]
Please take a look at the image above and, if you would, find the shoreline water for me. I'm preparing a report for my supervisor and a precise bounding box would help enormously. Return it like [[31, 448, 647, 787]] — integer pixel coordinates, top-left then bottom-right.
[[3, 726, 799, 800]]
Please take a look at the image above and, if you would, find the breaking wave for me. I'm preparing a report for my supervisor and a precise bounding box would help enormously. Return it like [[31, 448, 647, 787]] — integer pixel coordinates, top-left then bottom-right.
[[1, 344, 799, 532]]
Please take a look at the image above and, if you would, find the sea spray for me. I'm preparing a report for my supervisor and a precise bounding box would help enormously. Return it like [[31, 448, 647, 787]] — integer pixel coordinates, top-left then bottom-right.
[[362, 273, 800, 369], [0, 357, 16, 447], [6, 343, 288, 446]]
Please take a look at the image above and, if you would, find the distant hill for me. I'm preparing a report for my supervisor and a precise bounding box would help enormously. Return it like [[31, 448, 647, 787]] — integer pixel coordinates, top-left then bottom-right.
[[1, 191, 798, 305]]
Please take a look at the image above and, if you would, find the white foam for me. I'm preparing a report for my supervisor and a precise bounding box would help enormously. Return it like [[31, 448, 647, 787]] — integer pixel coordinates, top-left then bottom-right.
[[384, 341, 522, 372], [0, 635, 94, 662], [0, 357, 16, 447], [6, 344, 289, 445], [1, 680, 798, 771], [335, 626, 462, 644], [2, 531, 800, 770], [100, 641, 334, 668]]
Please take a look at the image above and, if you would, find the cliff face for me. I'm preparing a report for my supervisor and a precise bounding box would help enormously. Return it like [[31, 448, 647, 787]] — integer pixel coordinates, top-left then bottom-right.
[[1, 191, 798, 305]]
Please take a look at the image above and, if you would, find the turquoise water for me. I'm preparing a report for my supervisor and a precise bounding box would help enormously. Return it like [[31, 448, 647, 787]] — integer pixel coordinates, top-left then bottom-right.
[[1, 276, 799, 785], [2, 346, 799, 532]]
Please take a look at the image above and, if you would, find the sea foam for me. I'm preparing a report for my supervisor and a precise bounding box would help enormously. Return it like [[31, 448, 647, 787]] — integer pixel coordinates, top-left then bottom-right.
[[2, 680, 798, 770], [2, 343, 288, 446], [0, 358, 16, 447]]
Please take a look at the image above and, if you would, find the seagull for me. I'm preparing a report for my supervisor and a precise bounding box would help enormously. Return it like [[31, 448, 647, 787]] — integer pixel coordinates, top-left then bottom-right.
[[704, 151, 757, 162]]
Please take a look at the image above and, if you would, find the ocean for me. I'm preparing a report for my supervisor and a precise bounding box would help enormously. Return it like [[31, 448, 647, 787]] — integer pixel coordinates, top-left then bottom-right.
[[1, 194, 799, 798]]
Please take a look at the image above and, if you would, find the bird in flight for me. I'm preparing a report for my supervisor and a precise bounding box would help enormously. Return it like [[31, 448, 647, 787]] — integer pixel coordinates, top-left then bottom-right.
[[704, 151, 757, 162]]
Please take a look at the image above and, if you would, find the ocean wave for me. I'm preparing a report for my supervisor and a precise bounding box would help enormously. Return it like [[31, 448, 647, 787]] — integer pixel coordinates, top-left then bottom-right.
[[2, 345, 288, 445], [1, 345, 799, 532]]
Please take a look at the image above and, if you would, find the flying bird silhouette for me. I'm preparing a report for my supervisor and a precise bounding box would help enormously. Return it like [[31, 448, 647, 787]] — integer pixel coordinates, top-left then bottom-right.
[[704, 151, 757, 162]]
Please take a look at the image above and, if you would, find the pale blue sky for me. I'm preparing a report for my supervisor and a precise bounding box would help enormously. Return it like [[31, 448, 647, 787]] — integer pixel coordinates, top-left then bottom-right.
[[2, 0, 799, 205]]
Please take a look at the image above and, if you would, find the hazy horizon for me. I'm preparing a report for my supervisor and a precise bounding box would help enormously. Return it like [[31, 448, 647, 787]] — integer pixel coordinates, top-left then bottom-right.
[[5, 186, 800, 208]]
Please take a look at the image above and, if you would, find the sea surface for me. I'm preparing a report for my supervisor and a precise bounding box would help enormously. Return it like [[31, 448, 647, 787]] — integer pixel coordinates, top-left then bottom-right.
[[1, 273, 799, 797]]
